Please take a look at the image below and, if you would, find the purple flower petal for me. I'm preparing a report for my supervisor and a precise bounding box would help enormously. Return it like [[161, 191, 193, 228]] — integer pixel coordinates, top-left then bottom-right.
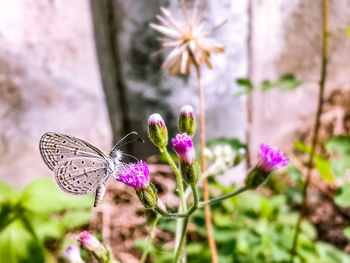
[[259, 143, 289, 172], [172, 133, 196, 164], [116, 161, 150, 189]]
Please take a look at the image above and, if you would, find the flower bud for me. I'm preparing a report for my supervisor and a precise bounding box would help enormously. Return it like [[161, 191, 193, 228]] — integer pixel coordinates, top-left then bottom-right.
[[180, 160, 200, 186], [148, 113, 168, 147], [136, 183, 158, 208], [172, 133, 196, 165], [178, 105, 196, 136], [172, 133, 199, 185], [79, 231, 110, 262], [65, 245, 84, 263], [245, 143, 289, 189]]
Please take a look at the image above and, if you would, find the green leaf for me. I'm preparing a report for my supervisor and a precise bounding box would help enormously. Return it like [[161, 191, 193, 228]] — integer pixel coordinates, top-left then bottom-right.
[[315, 156, 333, 182], [235, 78, 253, 96], [287, 165, 303, 185], [261, 80, 274, 91], [334, 183, 350, 207], [0, 220, 45, 263], [20, 178, 94, 213], [325, 135, 350, 178], [316, 242, 350, 263], [278, 74, 302, 91], [0, 182, 20, 205], [348, 28, 350, 40], [294, 141, 333, 182], [61, 210, 92, 229], [344, 227, 350, 239], [262, 74, 301, 92]]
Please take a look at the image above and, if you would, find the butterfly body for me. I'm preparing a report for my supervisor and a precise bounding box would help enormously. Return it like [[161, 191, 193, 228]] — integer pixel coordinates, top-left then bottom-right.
[[39, 132, 125, 207]]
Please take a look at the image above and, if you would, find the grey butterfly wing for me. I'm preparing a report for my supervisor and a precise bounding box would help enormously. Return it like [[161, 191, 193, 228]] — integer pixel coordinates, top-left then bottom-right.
[[54, 158, 108, 195], [39, 132, 107, 171]]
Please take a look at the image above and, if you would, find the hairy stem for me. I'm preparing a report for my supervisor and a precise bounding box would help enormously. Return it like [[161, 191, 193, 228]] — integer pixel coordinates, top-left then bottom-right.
[[195, 64, 219, 263], [173, 186, 199, 263], [200, 186, 249, 207], [159, 147, 186, 212], [290, 0, 328, 261], [154, 205, 187, 219], [140, 214, 160, 263]]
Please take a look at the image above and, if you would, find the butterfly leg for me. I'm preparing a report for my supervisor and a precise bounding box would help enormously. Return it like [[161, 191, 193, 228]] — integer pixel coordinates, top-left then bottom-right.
[[94, 183, 106, 207]]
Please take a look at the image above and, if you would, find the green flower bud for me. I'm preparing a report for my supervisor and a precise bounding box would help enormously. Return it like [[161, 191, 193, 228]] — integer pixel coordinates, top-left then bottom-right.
[[180, 161, 200, 186], [148, 113, 168, 147], [244, 167, 270, 190], [136, 183, 158, 208], [178, 105, 196, 136]]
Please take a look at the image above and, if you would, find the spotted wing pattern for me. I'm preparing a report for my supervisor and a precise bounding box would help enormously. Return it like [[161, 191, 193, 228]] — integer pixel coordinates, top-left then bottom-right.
[[39, 132, 107, 170], [54, 158, 108, 195]]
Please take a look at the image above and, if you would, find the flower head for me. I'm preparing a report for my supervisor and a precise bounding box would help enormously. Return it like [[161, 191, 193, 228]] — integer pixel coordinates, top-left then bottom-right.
[[258, 143, 289, 172], [245, 144, 289, 189], [64, 245, 84, 263], [180, 105, 195, 119], [172, 133, 196, 165], [79, 231, 100, 252], [117, 161, 150, 189], [79, 231, 110, 263], [179, 105, 196, 136], [150, 1, 225, 75], [148, 113, 168, 147], [148, 113, 166, 127]]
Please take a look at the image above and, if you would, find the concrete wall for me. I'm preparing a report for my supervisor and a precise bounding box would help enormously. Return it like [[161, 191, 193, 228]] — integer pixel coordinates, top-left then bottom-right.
[[1, 0, 349, 187]]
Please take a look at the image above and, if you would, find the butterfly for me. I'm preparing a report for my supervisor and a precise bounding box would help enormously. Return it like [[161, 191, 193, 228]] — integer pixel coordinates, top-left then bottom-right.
[[39, 132, 139, 207]]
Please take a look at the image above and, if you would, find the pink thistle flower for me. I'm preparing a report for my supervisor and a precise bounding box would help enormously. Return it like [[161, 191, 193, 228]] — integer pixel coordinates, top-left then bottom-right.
[[172, 133, 196, 165], [116, 161, 150, 189], [64, 245, 84, 263], [245, 143, 289, 189], [258, 143, 289, 172], [79, 231, 100, 251]]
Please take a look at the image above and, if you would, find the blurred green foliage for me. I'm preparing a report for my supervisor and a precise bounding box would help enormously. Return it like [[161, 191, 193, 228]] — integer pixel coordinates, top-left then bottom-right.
[[0, 178, 94, 263], [135, 180, 350, 263], [235, 74, 301, 97], [294, 140, 333, 182]]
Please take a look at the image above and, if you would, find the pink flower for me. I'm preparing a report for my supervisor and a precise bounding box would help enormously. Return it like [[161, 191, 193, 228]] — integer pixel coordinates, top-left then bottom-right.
[[172, 133, 196, 165], [79, 231, 100, 251], [116, 161, 150, 189], [258, 143, 289, 172], [64, 245, 84, 263]]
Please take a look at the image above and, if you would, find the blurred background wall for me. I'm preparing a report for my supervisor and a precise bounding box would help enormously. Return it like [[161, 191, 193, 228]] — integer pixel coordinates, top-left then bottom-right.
[[0, 0, 349, 188]]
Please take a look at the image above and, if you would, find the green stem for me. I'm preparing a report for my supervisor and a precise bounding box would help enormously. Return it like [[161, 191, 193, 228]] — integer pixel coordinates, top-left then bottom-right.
[[154, 205, 187, 219], [140, 214, 160, 263], [173, 186, 199, 263], [200, 186, 249, 207], [160, 147, 186, 211]]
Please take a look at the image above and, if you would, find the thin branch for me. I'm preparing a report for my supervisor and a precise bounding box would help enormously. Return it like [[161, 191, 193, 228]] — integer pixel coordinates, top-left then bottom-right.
[[290, 0, 328, 261], [195, 65, 219, 263]]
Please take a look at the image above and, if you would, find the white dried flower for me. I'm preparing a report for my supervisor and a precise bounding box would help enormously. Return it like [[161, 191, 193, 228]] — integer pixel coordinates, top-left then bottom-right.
[[150, 0, 225, 75]]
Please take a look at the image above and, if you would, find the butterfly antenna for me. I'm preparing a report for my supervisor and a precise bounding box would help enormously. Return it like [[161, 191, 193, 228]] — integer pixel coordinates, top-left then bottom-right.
[[118, 137, 145, 148], [122, 153, 139, 162], [111, 131, 138, 153]]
